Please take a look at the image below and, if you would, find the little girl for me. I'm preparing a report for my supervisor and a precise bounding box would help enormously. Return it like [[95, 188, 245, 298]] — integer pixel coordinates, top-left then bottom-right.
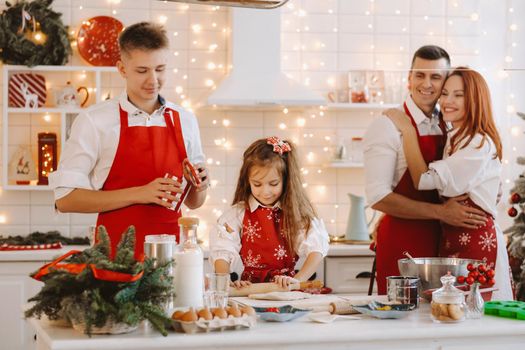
[[209, 137, 329, 288], [385, 67, 513, 300]]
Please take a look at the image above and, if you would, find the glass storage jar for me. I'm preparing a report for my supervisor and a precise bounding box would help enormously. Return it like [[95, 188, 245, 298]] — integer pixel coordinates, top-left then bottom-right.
[[431, 273, 466, 323]]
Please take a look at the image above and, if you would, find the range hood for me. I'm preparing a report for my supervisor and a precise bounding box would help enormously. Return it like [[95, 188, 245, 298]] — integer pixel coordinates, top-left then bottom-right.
[[207, 8, 325, 107]]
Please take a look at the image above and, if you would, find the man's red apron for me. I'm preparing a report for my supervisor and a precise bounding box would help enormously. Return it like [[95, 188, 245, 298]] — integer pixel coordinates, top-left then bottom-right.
[[374, 103, 446, 294], [97, 105, 187, 259], [239, 206, 298, 282]]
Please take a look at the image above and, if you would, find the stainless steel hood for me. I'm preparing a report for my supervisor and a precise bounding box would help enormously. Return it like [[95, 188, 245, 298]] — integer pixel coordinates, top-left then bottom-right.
[[207, 8, 325, 107]]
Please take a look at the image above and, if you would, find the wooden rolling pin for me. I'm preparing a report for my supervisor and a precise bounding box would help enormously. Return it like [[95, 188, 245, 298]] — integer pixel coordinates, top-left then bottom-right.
[[229, 280, 323, 297]]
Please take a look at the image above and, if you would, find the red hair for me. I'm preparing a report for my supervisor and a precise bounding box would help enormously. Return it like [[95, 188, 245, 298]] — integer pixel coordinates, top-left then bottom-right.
[[446, 67, 502, 160]]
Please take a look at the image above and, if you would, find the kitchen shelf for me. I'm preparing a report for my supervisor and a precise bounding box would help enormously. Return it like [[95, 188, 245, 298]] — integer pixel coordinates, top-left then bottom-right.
[[326, 103, 398, 110], [325, 161, 364, 168], [2, 65, 118, 191]]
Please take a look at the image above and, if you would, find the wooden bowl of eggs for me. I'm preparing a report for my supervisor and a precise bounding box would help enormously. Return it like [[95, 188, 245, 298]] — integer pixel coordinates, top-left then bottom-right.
[[171, 304, 257, 333]]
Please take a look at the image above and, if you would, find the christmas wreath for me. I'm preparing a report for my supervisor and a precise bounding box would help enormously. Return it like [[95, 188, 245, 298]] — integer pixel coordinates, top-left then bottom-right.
[[0, 0, 71, 66]]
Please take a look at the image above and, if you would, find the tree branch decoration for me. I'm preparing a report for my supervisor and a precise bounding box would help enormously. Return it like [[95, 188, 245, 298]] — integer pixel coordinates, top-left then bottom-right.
[[25, 226, 174, 336], [0, 0, 71, 66]]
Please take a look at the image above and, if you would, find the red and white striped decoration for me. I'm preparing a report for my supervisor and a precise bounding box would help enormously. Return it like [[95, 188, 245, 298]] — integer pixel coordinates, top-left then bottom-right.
[[0, 242, 62, 251], [8, 73, 47, 108]]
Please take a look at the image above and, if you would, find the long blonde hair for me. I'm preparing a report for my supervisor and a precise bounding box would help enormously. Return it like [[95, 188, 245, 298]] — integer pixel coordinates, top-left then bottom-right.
[[232, 138, 317, 252], [446, 67, 502, 160]]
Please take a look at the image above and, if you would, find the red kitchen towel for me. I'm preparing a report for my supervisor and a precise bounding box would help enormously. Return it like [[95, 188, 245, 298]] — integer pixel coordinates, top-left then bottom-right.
[[0, 242, 62, 251], [8, 73, 47, 108]]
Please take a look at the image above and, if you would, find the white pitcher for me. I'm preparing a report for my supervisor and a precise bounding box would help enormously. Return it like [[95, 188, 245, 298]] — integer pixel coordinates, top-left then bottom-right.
[[344, 193, 376, 241]]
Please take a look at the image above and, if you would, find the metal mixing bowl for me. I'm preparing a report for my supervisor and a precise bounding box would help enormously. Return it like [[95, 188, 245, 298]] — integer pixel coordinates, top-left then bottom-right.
[[398, 257, 482, 293]]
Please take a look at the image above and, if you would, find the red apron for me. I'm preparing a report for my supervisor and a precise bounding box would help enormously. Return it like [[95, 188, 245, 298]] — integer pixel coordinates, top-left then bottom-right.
[[239, 206, 298, 282], [96, 105, 187, 259], [440, 198, 497, 269], [374, 103, 446, 294]]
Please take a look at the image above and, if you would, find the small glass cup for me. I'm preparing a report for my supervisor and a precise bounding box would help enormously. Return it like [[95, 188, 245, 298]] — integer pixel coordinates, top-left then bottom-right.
[[203, 273, 230, 308]]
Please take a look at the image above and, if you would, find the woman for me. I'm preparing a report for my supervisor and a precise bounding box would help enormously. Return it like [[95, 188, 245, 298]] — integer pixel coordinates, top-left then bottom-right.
[[384, 67, 513, 300]]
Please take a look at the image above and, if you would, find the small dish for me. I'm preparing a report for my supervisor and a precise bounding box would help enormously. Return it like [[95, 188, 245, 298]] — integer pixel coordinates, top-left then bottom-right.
[[352, 301, 413, 319], [253, 305, 310, 322]]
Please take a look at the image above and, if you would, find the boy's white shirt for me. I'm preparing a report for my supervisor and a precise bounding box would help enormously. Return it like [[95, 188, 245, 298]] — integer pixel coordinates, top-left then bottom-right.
[[49, 92, 205, 200], [209, 195, 329, 277]]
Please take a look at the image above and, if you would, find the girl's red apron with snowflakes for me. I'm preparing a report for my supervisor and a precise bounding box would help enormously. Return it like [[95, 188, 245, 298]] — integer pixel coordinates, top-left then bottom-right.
[[97, 105, 187, 260], [439, 198, 497, 269], [239, 206, 297, 282], [374, 103, 446, 295]]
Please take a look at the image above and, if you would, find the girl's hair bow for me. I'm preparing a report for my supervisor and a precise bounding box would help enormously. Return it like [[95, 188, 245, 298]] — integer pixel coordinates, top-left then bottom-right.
[[267, 136, 291, 155]]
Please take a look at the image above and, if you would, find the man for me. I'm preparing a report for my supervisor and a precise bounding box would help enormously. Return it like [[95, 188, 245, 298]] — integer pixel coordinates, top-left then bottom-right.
[[364, 45, 486, 294], [50, 22, 209, 258]]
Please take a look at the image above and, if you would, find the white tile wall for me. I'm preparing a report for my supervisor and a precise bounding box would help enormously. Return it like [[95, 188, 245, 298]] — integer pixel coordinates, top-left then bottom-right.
[[0, 0, 519, 239]]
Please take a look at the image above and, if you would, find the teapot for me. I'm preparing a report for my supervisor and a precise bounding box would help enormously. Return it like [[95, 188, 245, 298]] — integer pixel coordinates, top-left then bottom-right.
[[55, 81, 89, 107], [344, 193, 376, 241]]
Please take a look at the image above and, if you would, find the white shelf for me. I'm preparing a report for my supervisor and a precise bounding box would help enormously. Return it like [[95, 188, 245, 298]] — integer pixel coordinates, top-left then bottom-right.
[[326, 103, 397, 110], [325, 161, 364, 168], [3, 185, 52, 191], [7, 107, 85, 114], [3, 65, 113, 191]]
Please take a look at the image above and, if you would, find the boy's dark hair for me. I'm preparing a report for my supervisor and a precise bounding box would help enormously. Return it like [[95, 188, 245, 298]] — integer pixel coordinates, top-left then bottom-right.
[[410, 45, 450, 68], [118, 22, 169, 55]]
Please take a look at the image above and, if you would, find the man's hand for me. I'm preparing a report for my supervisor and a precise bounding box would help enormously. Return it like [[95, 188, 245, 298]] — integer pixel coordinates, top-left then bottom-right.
[[134, 177, 183, 208], [184, 162, 210, 193], [439, 194, 487, 229]]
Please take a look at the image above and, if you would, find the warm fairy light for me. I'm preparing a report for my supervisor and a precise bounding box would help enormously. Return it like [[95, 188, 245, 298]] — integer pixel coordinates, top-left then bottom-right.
[[222, 119, 230, 127], [511, 126, 521, 137], [283, 108, 289, 114], [112, 10, 117, 15], [207, 158, 213, 164], [192, 24, 202, 33], [211, 180, 219, 188], [158, 15, 168, 24], [205, 79, 214, 87], [207, 62, 216, 70], [0, 215, 6, 224], [306, 152, 315, 162], [297, 118, 306, 127], [317, 186, 326, 195], [175, 86, 183, 94], [470, 13, 479, 21], [505, 56, 513, 63], [507, 105, 516, 113], [510, 24, 518, 31], [279, 123, 287, 130], [43, 114, 51, 122], [212, 120, 217, 125]]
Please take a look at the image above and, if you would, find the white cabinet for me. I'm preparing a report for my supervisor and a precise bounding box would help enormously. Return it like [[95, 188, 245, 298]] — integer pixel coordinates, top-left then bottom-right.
[[2, 65, 118, 191], [0, 261, 45, 350], [324, 256, 376, 294]]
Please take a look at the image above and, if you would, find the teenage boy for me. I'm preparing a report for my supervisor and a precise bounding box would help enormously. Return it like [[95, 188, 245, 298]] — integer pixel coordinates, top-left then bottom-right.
[[50, 22, 209, 258]]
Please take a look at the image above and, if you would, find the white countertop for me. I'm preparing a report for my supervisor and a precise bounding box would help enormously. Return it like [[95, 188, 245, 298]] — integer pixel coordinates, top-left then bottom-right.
[[0, 243, 373, 262], [30, 300, 525, 350]]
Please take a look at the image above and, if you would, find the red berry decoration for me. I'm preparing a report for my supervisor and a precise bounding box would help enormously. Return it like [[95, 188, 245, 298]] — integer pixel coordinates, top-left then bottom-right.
[[477, 275, 487, 284], [466, 276, 475, 285], [477, 264, 486, 273], [467, 263, 475, 272], [486, 269, 495, 278], [508, 207, 518, 217], [468, 271, 479, 279], [511, 193, 521, 204], [457, 276, 466, 284], [487, 278, 496, 287]]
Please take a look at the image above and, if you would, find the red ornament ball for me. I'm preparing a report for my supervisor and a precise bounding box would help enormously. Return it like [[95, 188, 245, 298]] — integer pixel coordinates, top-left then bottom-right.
[[467, 263, 475, 272], [477, 275, 487, 284], [508, 207, 518, 217], [511, 193, 522, 204], [457, 276, 466, 284], [486, 269, 495, 279]]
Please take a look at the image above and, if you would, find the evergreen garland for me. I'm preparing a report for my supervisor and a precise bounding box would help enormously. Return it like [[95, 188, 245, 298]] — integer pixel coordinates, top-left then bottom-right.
[[0, 0, 71, 66], [25, 226, 173, 336], [505, 111, 525, 301], [0, 230, 89, 246]]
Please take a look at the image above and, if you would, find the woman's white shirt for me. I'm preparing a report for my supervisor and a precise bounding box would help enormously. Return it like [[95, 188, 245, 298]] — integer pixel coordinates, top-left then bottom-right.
[[418, 129, 501, 216], [49, 92, 205, 200], [209, 196, 330, 276]]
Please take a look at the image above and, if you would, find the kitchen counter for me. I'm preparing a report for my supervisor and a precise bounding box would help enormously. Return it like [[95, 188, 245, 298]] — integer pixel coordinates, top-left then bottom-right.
[[30, 300, 525, 350], [0, 243, 372, 262]]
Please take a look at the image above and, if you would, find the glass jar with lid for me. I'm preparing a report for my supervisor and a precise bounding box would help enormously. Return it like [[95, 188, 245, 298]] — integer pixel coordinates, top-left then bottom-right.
[[431, 273, 466, 323]]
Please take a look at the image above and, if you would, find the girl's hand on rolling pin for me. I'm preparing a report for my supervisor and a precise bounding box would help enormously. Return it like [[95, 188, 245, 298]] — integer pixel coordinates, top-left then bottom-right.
[[231, 280, 251, 289], [273, 275, 300, 289]]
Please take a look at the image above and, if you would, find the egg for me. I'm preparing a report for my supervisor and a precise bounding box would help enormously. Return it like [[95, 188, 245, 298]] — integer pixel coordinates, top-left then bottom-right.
[[211, 307, 228, 319], [197, 307, 213, 320], [226, 304, 242, 317], [240, 305, 256, 316], [171, 310, 185, 320], [181, 307, 198, 322]]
